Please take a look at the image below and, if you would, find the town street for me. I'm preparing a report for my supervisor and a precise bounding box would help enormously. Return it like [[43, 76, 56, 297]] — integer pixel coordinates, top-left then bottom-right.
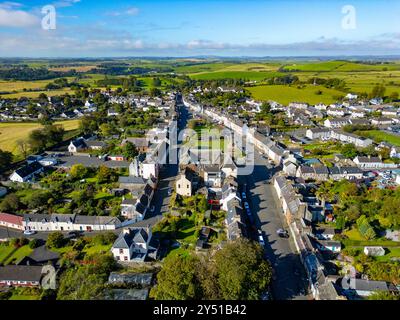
[[246, 150, 310, 300]]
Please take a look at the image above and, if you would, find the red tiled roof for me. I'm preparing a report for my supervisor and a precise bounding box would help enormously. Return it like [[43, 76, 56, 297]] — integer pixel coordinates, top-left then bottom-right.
[[0, 213, 23, 226]]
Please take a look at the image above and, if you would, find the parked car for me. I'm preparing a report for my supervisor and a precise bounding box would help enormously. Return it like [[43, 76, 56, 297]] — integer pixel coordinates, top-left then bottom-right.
[[241, 192, 247, 199], [150, 205, 155, 213], [258, 235, 265, 246], [277, 229, 289, 238], [246, 208, 252, 215], [23, 230, 36, 236], [244, 202, 250, 209]]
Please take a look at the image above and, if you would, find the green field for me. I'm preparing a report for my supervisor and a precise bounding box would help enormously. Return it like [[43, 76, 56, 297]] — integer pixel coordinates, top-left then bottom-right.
[[357, 130, 400, 147], [0, 120, 80, 155], [248, 84, 343, 105], [190, 70, 281, 81]]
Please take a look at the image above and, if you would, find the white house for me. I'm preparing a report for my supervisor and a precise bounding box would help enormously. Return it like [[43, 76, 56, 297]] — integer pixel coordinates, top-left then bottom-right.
[[111, 227, 152, 262], [9, 162, 44, 183], [324, 118, 349, 128]]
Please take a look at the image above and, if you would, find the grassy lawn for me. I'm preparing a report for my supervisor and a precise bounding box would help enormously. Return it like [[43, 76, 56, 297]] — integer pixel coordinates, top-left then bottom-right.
[[248, 84, 343, 105], [94, 192, 114, 200], [343, 228, 400, 247], [0, 244, 16, 264], [82, 243, 112, 255], [375, 247, 400, 262], [0, 120, 80, 155], [357, 130, 400, 147], [4, 245, 33, 265]]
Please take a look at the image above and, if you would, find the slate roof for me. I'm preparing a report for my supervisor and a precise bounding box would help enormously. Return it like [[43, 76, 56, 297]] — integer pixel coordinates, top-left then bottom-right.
[[28, 245, 60, 264], [341, 278, 390, 292], [118, 176, 147, 185], [0, 265, 43, 282], [14, 161, 43, 179], [113, 228, 150, 249], [74, 215, 121, 226]]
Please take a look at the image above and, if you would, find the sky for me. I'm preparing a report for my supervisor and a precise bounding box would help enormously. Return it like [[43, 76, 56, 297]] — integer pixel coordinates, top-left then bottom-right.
[[0, 0, 400, 57]]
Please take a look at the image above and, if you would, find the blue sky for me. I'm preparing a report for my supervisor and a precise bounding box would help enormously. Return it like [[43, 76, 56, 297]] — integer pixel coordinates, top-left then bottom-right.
[[0, 0, 400, 57]]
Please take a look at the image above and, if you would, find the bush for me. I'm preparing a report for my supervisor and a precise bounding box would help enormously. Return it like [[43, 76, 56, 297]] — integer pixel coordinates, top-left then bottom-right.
[[29, 239, 41, 249], [46, 232, 65, 249]]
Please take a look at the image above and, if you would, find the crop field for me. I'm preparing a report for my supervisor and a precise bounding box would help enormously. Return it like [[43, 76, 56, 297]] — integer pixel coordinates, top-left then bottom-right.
[[248, 84, 343, 105], [0, 120, 80, 154]]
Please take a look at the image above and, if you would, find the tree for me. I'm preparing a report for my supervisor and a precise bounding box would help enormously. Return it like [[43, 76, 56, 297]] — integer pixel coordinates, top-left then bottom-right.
[[370, 84, 386, 99], [123, 141, 138, 159], [70, 164, 88, 180], [29, 238, 41, 249], [150, 254, 202, 300], [97, 165, 112, 183], [99, 123, 113, 137], [0, 193, 20, 212], [213, 239, 272, 300], [0, 149, 13, 173], [16, 139, 29, 159], [341, 143, 358, 159], [46, 232, 65, 249]]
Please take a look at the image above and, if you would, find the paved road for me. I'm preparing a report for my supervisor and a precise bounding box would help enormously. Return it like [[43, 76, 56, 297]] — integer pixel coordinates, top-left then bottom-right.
[[145, 96, 191, 223], [245, 149, 310, 300]]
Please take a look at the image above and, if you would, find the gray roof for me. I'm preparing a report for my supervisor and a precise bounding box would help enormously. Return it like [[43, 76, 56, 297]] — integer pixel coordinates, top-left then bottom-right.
[[74, 215, 121, 226], [342, 278, 389, 292], [108, 272, 153, 286], [0, 265, 43, 282], [119, 176, 147, 185], [113, 228, 150, 250]]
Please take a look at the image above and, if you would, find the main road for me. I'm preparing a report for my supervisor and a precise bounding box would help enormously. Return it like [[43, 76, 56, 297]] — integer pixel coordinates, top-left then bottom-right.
[[245, 150, 310, 300]]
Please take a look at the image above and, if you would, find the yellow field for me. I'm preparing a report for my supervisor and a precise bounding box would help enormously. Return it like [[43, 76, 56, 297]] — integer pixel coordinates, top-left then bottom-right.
[[0, 120, 80, 154], [0, 89, 73, 99]]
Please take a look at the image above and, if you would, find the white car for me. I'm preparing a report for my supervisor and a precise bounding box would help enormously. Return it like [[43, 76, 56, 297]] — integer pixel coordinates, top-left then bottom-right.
[[258, 235, 265, 246], [23, 230, 36, 236]]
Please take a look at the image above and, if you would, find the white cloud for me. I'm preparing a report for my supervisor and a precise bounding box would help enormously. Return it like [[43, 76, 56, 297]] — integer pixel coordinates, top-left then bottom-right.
[[106, 6, 140, 17], [0, 2, 23, 9], [52, 0, 81, 8], [0, 7, 39, 27]]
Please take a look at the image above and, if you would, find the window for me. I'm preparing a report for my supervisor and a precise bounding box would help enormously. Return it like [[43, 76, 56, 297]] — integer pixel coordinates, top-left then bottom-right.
[[119, 249, 123, 254], [116, 256, 120, 261], [124, 256, 128, 261], [187, 185, 189, 188], [178, 184, 181, 188]]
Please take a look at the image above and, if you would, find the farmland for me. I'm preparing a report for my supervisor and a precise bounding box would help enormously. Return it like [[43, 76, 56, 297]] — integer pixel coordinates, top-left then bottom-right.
[[0, 120, 80, 155], [248, 84, 343, 105]]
